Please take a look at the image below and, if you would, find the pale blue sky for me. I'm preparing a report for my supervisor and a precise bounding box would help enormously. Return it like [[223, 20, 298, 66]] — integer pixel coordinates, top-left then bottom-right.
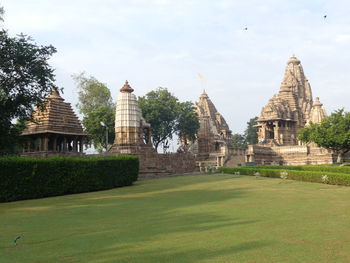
[[3, 0, 350, 137]]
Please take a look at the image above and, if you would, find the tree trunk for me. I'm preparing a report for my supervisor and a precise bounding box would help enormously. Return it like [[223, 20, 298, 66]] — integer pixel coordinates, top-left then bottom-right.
[[336, 150, 349, 163], [337, 152, 344, 163]]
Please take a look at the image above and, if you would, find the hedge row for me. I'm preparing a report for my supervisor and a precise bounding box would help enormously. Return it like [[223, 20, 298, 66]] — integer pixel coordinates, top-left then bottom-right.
[[219, 167, 350, 186], [0, 156, 139, 202], [253, 165, 350, 174]]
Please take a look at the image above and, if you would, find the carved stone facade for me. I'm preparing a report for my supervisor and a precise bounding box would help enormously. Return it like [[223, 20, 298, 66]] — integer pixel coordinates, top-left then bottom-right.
[[247, 56, 331, 165], [189, 91, 246, 168], [21, 89, 88, 157]]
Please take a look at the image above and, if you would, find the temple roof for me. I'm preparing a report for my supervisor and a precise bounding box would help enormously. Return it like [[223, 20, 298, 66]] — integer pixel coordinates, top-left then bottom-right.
[[196, 91, 231, 135], [258, 55, 314, 124], [120, 80, 134, 93], [21, 89, 87, 136], [115, 81, 145, 128]]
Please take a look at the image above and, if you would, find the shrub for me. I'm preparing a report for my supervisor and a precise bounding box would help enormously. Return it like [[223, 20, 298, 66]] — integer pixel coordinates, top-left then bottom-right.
[[0, 156, 139, 202], [219, 167, 350, 186]]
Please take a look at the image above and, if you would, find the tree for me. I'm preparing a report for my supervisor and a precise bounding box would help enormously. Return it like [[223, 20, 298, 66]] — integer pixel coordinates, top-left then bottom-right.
[[73, 73, 115, 152], [298, 109, 350, 163], [244, 116, 258, 145], [232, 133, 247, 149], [138, 87, 199, 151], [0, 6, 4, 21], [0, 29, 57, 154], [82, 106, 115, 152], [74, 73, 114, 115], [176, 101, 200, 146]]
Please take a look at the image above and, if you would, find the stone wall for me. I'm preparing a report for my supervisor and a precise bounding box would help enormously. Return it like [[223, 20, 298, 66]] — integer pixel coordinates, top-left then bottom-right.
[[138, 153, 198, 179], [94, 152, 198, 179]]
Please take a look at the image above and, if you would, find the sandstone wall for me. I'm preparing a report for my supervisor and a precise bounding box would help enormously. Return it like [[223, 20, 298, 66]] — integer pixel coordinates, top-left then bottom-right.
[[138, 153, 198, 179]]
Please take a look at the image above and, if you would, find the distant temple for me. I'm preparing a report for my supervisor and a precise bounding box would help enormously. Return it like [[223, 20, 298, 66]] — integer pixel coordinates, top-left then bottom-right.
[[189, 91, 245, 169], [247, 56, 332, 165], [21, 88, 88, 157]]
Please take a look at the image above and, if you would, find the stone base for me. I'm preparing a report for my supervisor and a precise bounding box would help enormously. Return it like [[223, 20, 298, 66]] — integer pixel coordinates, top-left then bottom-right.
[[108, 144, 155, 155], [246, 144, 336, 165]]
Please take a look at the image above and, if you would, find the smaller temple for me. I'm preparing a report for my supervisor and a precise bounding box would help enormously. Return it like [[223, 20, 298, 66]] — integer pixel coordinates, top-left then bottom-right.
[[21, 88, 88, 157], [109, 81, 154, 154], [189, 91, 246, 169]]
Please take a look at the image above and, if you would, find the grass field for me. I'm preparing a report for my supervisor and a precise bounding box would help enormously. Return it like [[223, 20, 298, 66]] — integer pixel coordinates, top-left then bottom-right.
[[2, 174, 350, 263]]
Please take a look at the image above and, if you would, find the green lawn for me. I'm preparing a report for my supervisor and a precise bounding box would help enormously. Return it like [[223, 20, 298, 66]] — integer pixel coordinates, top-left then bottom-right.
[[1, 174, 350, 263]]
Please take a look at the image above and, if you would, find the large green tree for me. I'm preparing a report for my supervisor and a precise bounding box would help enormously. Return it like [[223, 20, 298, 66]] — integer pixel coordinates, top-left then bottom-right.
[[298, 109, 350, 163], [73, 73, 115, 152], [138, 87, 199, 151], [0, 28, 57, 154], [244, 116, 258, 145]]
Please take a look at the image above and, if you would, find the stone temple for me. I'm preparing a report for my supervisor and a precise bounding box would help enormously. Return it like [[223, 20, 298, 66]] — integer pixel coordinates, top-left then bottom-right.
[[246, 56, 332, 165], [21, 88, 88, 157], [109, 81, 197, 178], [189, 91, 246, 169], [109, 81, 154, 155]]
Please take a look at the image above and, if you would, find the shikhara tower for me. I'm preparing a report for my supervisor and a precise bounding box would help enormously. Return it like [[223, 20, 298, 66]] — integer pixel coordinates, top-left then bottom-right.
[[256, 55, 326, 146], [109, 81, 154, 154]]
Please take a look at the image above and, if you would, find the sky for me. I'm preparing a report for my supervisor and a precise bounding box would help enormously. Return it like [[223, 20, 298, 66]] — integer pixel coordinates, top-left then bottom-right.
[[2, 0, 350, 138]]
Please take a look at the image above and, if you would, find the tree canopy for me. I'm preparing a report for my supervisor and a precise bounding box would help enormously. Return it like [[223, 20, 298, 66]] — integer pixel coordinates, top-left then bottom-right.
[[0, 29, 56, 154], [138, 87, 199, 151], [244, 116, 258, 145], [298, 109, 350, 162], [74, 73, 115, 152], [231, 133, 247, 149]]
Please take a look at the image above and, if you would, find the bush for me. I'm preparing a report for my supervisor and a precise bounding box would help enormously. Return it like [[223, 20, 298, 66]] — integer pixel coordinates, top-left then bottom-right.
[[0, 156, 139, 202], [219, 167, 350, 186]]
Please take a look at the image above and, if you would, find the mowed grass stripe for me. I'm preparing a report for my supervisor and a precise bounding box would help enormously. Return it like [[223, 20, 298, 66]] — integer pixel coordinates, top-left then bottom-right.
[[1, 174, 350, 263]]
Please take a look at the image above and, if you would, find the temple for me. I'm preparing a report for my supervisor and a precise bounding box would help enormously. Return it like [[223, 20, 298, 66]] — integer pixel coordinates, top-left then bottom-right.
[[189, 91, 246, 169], [21, 88, 88, 157], [247, 56, 332, 165], [108, 81, 196, 178], [109, 81, 154, 154]]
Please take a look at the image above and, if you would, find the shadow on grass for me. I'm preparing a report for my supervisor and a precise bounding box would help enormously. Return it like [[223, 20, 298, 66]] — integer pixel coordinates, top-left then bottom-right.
[[90, 240, 273, 263]]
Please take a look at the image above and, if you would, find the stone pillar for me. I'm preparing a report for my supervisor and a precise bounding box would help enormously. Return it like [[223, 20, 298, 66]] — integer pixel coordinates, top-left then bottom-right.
[[43, 136, 49, 151], [63, 137, 67, 152], [261, 123, 266, 139], [274, 121, 279, 142]]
